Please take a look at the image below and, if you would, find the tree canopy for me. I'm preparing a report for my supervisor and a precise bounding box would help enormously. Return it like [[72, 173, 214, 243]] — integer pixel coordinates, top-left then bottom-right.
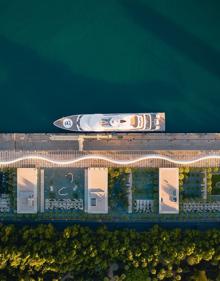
[[0, 224, 220, 280]]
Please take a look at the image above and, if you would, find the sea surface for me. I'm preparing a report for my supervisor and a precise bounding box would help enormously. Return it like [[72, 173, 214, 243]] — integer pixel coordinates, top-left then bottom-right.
[[0, 0, 220, 133]]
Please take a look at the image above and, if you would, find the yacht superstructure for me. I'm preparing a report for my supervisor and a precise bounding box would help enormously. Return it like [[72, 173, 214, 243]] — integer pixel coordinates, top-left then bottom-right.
[[53, 113, 165, 132]]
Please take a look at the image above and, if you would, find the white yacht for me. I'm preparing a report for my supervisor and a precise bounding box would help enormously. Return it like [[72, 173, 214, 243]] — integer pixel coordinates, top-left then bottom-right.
[[53, 113, 165, 132]]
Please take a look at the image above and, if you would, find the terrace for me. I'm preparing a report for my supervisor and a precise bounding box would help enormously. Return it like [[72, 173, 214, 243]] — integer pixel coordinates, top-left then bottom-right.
[[132, 168, 158, 214], [177, 167, 220, 219], [180, 168, 205, 200], [44, 168, 84, 215]]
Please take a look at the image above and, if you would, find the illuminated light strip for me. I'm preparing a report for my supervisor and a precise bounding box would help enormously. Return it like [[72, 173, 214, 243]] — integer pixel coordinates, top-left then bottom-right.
[[0, 154, 219, 166]]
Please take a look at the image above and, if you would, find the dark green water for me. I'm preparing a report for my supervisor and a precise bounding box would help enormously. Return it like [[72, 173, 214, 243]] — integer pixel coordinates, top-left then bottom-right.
[[0, 0, 220, 133]]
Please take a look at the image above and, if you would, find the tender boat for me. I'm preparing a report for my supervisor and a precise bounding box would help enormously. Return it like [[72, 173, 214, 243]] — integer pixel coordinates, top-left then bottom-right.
[[53, 113, 165, 132]]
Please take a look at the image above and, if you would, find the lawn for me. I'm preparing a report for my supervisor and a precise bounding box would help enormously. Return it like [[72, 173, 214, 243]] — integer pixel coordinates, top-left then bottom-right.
[[211, 174, 220, 195], [0, 168, 17, 213], [132, 168, 158, 200], [108, 168, 130, 214], [181, 171, 204, 199]]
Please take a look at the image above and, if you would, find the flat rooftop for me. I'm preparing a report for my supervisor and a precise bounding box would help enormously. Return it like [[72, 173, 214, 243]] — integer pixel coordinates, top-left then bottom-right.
[[17, 168, 38, 214], [85, 168, 108, 214], [159, 168, 179, 214]]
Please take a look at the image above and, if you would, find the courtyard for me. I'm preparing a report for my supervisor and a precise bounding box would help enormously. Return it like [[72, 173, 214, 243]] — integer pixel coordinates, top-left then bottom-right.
[[108, 168, 131, 214], [132, 168, 158, 214], [211, 174, 220, 195], [44, 168, 84, 212], [180, 168, 205, 200]]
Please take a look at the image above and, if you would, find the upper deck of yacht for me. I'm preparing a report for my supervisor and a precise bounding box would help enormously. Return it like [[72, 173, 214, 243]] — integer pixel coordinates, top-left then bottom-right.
[[53, 115, 79, 131]]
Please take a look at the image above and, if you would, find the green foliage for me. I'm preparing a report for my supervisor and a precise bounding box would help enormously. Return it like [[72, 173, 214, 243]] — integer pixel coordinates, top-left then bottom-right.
[[125, 268, 150, 281], [189, 270, 208, 281], [0, 168, 17, 208], [213, 167, 219, 173], [179, 168, 184, 173], [211, 173, 220, 195], [108, 168, 129, 209], [0, 224, 220, 280], [184, 167, 190, 173]]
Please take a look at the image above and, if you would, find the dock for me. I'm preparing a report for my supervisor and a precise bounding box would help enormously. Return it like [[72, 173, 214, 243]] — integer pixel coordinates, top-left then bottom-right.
[[1, 133, 220, 168]]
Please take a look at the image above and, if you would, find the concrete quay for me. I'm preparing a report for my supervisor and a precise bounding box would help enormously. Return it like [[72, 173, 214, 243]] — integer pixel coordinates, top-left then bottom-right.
[[1, 133, 220, 168]]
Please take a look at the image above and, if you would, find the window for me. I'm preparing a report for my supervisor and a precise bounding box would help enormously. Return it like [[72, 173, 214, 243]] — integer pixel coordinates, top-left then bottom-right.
[[90, 198, 96, 206]]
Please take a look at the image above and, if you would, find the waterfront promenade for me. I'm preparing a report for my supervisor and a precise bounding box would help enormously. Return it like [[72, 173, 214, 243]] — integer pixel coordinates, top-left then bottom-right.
[[1, 133, 220, 168]]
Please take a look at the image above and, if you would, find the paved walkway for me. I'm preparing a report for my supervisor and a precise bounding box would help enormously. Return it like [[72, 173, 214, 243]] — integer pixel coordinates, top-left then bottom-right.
[[1, 133, 220, 168], [2, 133, 220, 151]]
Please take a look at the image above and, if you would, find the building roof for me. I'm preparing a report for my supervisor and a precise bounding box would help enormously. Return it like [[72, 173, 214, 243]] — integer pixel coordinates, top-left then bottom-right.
[[159, 168, 179, 214], [17, 168, 38, 214], [85, 168, 108, 214]]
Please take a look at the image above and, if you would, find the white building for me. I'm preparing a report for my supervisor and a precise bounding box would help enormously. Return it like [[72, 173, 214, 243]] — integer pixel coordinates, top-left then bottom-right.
[[17, 168, 38, 214], [85, 168, 108, 214], [159, 168, 179, 214]]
